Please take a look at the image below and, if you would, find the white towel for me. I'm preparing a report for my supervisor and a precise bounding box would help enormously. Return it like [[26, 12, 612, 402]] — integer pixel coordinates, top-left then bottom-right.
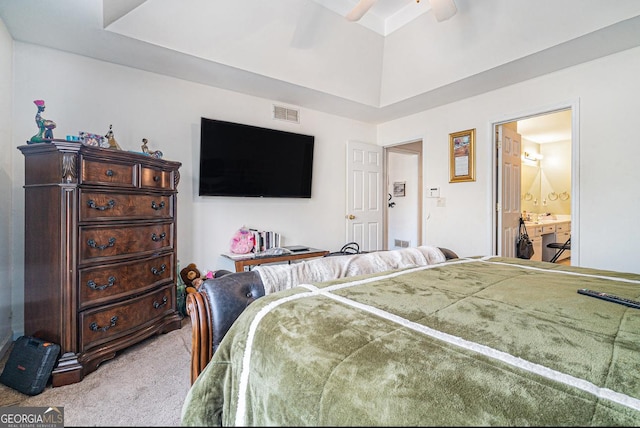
[[255, 246, 446, 295]]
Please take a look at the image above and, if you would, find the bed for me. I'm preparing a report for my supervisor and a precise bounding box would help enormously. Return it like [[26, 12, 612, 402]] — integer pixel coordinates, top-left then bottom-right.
[[181, 252, 640, 426]]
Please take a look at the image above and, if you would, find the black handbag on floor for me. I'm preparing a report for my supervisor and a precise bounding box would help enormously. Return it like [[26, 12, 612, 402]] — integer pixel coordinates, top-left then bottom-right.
[[516, 218, 535, 259]]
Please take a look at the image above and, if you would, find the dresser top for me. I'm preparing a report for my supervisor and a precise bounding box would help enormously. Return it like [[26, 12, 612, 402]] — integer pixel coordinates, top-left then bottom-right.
[[18, 140, 181, 169]]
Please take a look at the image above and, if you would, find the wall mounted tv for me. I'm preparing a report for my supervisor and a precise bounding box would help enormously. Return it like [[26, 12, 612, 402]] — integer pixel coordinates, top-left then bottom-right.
[[199, 117, 315, 198]]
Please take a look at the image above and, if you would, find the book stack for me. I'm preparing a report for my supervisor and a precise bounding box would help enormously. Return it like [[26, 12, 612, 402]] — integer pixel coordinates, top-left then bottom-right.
[[250, 229, 282, 253]]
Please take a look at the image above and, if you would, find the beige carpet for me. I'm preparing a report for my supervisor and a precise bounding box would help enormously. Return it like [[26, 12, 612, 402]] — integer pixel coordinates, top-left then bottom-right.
[[0, 318, 192, 427]]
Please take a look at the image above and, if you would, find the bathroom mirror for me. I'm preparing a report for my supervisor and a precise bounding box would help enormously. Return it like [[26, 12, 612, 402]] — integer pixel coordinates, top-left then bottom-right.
[[521, 161, 541, 215], [521, 141, 572, 217]]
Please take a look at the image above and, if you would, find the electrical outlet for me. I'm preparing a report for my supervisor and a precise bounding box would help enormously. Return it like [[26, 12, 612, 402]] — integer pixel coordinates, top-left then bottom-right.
[[436, 197, 446, 207]]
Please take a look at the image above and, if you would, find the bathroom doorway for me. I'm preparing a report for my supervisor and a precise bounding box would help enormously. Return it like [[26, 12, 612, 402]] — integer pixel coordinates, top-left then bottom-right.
[[384, 141, 422, 250], [493, 103, 578, 264]]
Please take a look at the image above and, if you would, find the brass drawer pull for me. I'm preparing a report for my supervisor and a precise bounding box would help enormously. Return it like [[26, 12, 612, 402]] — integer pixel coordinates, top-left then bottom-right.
[[87, 199, 116, 211], [87, 276, 116, 290], [151, 201, 165, 210], [151, 264, 166, 275], [87, 237, 116, 250], [151, 232, 166, 242], [90, 316, 118, 332], [153, 296, 168, 309]]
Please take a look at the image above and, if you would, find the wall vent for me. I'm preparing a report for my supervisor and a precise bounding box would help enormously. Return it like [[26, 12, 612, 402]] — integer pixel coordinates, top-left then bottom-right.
[[394, 239, 410, 248], [273, 105, 300, 123]]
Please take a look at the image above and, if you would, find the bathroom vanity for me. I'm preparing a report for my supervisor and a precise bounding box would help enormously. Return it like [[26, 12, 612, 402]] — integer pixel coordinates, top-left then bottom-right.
[[524, 219, 571, 262]]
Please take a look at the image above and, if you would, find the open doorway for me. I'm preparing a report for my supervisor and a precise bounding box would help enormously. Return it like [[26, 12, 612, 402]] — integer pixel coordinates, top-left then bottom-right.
[[384, 141, 423, 250], [493, 104, 578, 265]]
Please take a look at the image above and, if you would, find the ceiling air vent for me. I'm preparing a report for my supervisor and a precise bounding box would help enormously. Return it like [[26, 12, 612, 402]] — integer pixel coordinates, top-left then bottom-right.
[[273, 105, 299, 123]]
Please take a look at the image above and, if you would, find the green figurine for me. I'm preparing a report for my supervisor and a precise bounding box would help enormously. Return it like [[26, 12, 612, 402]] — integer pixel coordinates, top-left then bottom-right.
[[29, 99, 56, 143]]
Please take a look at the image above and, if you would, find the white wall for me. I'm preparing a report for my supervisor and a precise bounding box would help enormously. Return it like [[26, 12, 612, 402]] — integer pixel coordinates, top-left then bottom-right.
[[378, 46, 640, 274], [110, 0, 385, 107], [9, 43, 377, 336], [0, 16, 13, 348], [381, 0, 640, 106]]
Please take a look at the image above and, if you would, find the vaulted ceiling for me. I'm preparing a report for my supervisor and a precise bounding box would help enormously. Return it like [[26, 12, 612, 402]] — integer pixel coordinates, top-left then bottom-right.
[[1, 0, 640, 123]]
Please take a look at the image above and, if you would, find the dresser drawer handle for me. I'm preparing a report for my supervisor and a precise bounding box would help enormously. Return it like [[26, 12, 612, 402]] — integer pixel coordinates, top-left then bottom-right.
[[151, 201, 165, 210], [105, 169, 114, 177], [153, 296, 168, 309], [151, 232, 166, 242], [151, 264, 166, 275], [87, 276, 116, 290], [87, 237, 116, 250], [87, 199, 116, 211], [153, 175, 160, 182], [90, 316, 118, 332]]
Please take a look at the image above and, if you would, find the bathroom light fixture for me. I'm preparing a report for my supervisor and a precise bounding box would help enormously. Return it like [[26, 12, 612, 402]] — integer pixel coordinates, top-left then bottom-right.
[[523, 152, 544, 161]]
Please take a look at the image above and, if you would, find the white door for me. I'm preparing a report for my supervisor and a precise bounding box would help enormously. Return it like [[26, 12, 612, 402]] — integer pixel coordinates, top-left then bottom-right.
[[346, 141, 383, 252], [497, 125, 522, 257]]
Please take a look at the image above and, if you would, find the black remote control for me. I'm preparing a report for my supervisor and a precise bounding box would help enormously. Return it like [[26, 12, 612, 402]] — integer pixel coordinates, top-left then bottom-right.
[[577, 288, 640, 309]]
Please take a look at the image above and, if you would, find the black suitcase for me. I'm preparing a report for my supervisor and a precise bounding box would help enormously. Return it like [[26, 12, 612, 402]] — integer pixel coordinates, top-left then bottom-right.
[[0, 336, 60, 395]]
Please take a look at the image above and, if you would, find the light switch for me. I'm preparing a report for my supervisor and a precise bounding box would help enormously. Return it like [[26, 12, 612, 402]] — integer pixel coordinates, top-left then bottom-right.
[[428, 187, 440, 198]]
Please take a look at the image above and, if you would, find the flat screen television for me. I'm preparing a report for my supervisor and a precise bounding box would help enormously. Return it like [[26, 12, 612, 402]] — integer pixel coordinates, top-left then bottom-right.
[[199, 118, 315, 198]]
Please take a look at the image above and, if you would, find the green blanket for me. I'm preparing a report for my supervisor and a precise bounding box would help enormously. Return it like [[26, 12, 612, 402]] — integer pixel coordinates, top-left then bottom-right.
[[182, 257, 640, 426]]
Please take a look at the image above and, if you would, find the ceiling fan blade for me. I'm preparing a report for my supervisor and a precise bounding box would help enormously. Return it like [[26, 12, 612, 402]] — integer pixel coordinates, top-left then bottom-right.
[[346, 0, 376, 22], [428, 0, 457, 22]]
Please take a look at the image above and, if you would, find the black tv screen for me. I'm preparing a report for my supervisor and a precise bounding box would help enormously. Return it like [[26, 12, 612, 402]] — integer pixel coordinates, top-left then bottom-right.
[[199, 118, 315, 198]]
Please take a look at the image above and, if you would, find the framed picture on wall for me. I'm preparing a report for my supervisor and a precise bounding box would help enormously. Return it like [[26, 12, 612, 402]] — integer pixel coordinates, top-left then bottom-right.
[[393, 182, 406, 197], [449, 128, 476, 183]]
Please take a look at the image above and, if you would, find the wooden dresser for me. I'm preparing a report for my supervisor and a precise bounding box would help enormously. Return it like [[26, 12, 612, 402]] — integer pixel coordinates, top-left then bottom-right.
[[18, 140, 182, 386]]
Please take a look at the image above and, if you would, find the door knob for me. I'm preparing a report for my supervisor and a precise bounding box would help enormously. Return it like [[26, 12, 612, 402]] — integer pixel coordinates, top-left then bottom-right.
[[346, 214, 356, 220]]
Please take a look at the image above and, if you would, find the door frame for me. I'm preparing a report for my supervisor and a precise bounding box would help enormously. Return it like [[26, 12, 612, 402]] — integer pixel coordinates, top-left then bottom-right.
[[383, 140, 423, 250], [491, 99, 580, 264]]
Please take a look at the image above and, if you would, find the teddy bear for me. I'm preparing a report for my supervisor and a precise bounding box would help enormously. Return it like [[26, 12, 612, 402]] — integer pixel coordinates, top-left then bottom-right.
[[180, 263, 202, 294]]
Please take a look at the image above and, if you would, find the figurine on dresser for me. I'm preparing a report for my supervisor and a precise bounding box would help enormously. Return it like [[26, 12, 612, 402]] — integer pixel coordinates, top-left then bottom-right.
[[29, 99, 56, 143], [141, 138, 163, 159], [104, 124, 122, 150]]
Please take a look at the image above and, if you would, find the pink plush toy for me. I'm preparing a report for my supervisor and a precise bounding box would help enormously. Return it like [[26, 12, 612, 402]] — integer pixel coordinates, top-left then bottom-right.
[[229, 227, 256, 254]]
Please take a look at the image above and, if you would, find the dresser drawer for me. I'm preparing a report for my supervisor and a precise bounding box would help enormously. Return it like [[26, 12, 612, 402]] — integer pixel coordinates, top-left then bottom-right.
[[141, 166, 175, 190], [79, 283, 175, 351], [80, 191, 174, 221], [79, 254, 174, 310], [79, 222, 173, 263], [555, 222, 571, 233], [81, 158, 136, 187]]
